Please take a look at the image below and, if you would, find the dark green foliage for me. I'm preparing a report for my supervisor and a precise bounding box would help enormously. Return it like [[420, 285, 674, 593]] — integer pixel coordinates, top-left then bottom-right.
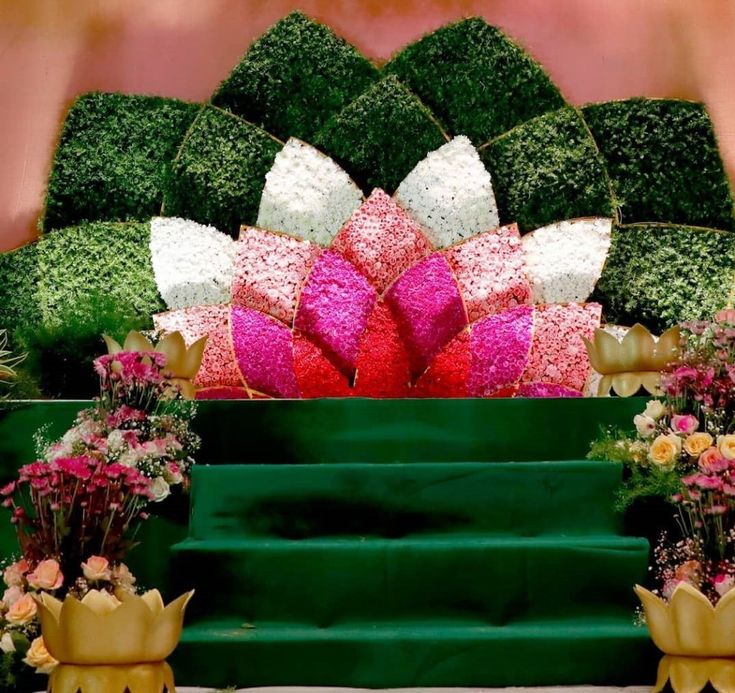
[[384, 17, 566, 145], [0, 243, 42, 337], [583, 98, 735, 230], [212, 11, 379, 141], [479, 107, 615, 232], [314, 75, 447, 193], [594, 223, 735, 331], [163, 107, 282, 237], [42, 92, 199, 232]]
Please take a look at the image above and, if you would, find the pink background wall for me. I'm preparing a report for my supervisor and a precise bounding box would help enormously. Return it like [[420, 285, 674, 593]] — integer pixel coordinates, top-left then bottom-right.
[[3, 0, 735, 252]]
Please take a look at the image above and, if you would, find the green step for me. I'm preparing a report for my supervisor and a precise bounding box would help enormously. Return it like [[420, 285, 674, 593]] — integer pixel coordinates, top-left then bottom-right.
[[172, 617, 656, 688], [188, 461, 625, 539], [172, 535, 647, 625]]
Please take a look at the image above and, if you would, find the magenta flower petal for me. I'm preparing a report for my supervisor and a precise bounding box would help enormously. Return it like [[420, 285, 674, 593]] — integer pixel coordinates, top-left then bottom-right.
[[517, 382, 583, 398], [231, 306, 300, 398], [294, 250, 377, 374], [386, 253, 468, 376], [331, 189, 433, 293], [523, 303, 602, 391], [468, 305, 534, 397], [153, 305, 241, 388], [444, 224, 531, 322], [232, 227, 321, 325]]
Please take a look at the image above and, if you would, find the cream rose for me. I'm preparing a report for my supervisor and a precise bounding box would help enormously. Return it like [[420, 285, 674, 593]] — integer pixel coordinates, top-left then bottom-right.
[[649, 434, 681, 468], [6, 593, 37, 626], [27, 559, 63, 591], [719, 435, 735, 460], [149, 477, 171, 502], [111, 563, 136, 592], [0, 632, 15, 654], [23, 637, 58, 674], [685, 432, 714, 457], [634, 414, 656, 438], [82, 556, 112, 582], [3, 559, 28, 588], [644, 400, 666, 421]]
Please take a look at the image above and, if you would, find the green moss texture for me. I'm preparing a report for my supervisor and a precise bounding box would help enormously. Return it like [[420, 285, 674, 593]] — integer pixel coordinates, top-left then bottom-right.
[[594, 223, 735, 331], [314, 76, 447, 193], [42, 92, 199, 232], [0, 242, 42, 337], [384, 18, 566, 145], [213, 11, 379, 142], [583, 99, 735, 231], [162, 106, 282, 237], [479, 107, 615, 233]]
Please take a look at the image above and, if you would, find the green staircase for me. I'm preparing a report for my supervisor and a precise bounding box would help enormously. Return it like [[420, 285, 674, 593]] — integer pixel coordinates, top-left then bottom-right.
[[168, 398, 657, 688]]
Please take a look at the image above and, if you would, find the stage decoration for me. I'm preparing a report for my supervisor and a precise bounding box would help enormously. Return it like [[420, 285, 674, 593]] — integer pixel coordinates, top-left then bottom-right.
[[517, 382, 582, 398], [584, 323, 681, 397], [584, 99, 735, 231], [521, 218, 613, 303], [394, 136, 500, 247], [42, 93, 199, 233], [256, 138, 363, 244], [331, 189, 432, 293], [162, 106, 282, 237], [149, 216, 235, 310], [37, 588, 193, 693]]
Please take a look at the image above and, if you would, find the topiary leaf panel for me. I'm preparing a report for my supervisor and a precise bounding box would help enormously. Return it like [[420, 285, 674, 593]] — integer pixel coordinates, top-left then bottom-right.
[[384, 17, 566, 145], [583, 98, 735, 231], [42, 92, 199, 232], [0, 242, 42, 337], [212, 11, 380, 142]]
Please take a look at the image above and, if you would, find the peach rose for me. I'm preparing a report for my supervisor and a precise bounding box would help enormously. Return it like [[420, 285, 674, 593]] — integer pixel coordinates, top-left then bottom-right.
[[649, 434, 681, 468], [3, 559, 29, 588], [2, 586, 23, 609], [684, 432, 714, 457], [23, 637, 58, 674], [719, 435, 735, 460], [6, 593, 37, 626], [699, 447, 729, 473], [27, 559, 63, 591], [82, 556, 112, 582]]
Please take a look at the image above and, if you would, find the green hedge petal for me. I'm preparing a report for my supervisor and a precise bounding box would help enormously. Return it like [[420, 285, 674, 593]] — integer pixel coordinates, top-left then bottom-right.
[[594, 223, 735, 331], [42, 93, 198, 232], [314, 75, 447, 193], [583, 98, 735, 230], [384, 17, 565, 145], [0, 243, 42, 336], [213, 11, 379, 142], [479, 107, 615, 233], [162, 106, 282, 237]]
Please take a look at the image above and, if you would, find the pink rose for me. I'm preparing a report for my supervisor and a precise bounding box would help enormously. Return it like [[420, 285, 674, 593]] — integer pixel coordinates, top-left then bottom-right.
[[715, 573, 735, 597], [6, 593, 37, 625], [671, 414, 699, 436], [2, 586, 23, 608], [26, 559, 63, 591], [716, 308, 735, 324], [699, 447, 729, 474], [3, 559, 29, 588], [81, 556, 112, 582]]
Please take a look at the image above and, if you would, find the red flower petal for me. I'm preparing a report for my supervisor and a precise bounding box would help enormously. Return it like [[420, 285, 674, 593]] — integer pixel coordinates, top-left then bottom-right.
[[195, 386, 250, 400], [413, 330, 471, 398], [294, 331, 352, 398]]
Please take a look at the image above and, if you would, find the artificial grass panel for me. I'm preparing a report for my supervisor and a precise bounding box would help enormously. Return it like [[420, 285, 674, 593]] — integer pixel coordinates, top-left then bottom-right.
[[594, 223, 735, 331], [583, 98, 735, 230], [163, 107, 282, 237], [384, 17, 566, 145], [42, 92, 199, 232], [213, 11, 379, 142], [0, 242, 42, 337], [479, 107, 615, 233], [314, 76, 447, 193]]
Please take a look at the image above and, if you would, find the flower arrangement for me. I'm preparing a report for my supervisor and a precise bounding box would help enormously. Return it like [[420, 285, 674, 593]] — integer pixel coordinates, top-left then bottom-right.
[[0, 330, 24, 399]]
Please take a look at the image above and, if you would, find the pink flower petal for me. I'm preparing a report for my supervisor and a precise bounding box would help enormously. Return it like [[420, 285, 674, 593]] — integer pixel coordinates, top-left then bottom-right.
[[517, 382, 583, 398], [294, 331, 352, 398], [385, 253, 468, 376], [153, 305, 241, 388], [413, 330, 471, 398], [522, 303, 602, 391], [331, 189, 433, 293], [444, 224, 531, 322], [232, 227, 321, 325], [231, 306, 300, 398], [196, 386, 251, 400], [294, 250, 377, 374], [468, 305, 534, 397]]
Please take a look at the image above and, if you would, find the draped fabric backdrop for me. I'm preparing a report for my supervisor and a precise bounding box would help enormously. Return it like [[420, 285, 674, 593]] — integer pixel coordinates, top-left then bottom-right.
[[2, 0, 735, 252]]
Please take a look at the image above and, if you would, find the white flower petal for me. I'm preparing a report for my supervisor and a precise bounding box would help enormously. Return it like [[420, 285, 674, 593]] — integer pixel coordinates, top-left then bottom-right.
[[257, 138, 363, 245], [394, 135, 500, 248]]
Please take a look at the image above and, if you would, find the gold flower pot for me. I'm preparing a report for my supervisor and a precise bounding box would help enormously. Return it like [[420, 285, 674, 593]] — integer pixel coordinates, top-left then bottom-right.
[[36, 589, 193, 693], [636, 583, 735, 692]]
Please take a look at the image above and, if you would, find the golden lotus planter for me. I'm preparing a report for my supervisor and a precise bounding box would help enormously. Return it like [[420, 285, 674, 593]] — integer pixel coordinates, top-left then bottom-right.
[[636, 583, 735, 692], [36, 588, 193, 693]]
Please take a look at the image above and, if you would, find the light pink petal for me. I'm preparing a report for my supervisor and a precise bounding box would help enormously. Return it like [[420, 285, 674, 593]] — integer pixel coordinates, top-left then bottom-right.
[[385, 253, 468, 376], [294, 250, 377, 374], [331, 189, 433, 294], [231, 306, 300, 399], [153, 305, 241, 389], [444, 224, 531, 322], [468, 305, 534, 397], [517, 382, 583, 398], [523, 303, 602, 391], [232, 227, 321, 325]]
